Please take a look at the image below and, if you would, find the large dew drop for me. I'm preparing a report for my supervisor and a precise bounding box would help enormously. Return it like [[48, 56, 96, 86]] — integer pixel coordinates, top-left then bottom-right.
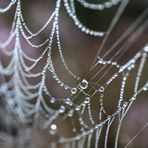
[[80, 79, 88, 90]]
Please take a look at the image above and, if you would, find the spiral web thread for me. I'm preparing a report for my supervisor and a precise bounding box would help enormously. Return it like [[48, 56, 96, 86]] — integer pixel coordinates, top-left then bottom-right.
[[0, 0, 148, 147]]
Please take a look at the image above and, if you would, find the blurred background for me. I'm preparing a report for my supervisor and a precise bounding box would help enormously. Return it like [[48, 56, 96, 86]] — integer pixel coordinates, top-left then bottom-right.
[[0, 0, 148, 148]]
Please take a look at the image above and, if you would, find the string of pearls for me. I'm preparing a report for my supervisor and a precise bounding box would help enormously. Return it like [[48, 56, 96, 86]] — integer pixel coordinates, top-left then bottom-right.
[[76, 0, 122, 10], [64, 0, 105, 37]]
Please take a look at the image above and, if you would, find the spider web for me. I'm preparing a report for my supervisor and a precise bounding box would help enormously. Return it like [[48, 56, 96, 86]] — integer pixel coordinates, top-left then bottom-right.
[[0, 0, 148, 147]]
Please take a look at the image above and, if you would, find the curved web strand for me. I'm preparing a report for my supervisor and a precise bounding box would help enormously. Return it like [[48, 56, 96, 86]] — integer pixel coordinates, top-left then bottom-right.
[[0, 0, 16, 13]]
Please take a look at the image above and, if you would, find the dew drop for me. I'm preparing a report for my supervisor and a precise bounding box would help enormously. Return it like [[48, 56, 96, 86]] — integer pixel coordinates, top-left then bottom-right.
[[65, 98, 70, 104], [99, 86, 105, 92], [50, 97, 55, 103], [99, 60, 103, 64], [49, 124, 57, 135], [131, 97, 136, 101], [105, 2, 112, 8], [75, 105, 80, 111], [11, 0, 16, 4], [65, 98, 73, 106], [59, 106, 65, 113], [144, 45, 148, 52], [85, 97, 90, 103], [64, 86, 68, 90], [80, 79, 88, 90], [68, 110, 73, 117], [71, 88, 77, 94], [72, 128, 76, 132], [143, 87, 147, 91], [98, 5, 104, 10], [123, 102, 127, 107]]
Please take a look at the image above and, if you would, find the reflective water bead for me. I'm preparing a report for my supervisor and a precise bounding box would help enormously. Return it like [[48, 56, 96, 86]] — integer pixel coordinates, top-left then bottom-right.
[[99, 86, 105, 92], [127, 63, 135, 70], [144, 45, 148, 52], [131, 97, 136, 101], [85, 97, 90, 103], [112, 62, 117, 65], [49, 124, 57, 135], [82, 27, 86, 32], [64, 86, 68, 89], [71, 88, 77, 94], [105, 2, 112, 8], [68, 110, 73, 117], [60, 83, 64, 86], [112, 0, 120, 5], [107, 115, 111, 120], [80, 128, 84, 132], [65, 98, 70, 104], [59, 106, 65, 113], [99, 60, 103, 64], [143, 87, 147, 91], [123, 102, 128, 107], [75, 105, 81, 111], [76, 135, 81, 140], [80, 79, 88, 89], [72, 128, 76, 132], [11, 0, 17, 4], [82, 103, 86, 107], [65, 98, 73, 106], [50, 97, 55, 103], [86, 29, 89, 34], [107, 61, 111, 64], [98, 5, 104, 10]]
